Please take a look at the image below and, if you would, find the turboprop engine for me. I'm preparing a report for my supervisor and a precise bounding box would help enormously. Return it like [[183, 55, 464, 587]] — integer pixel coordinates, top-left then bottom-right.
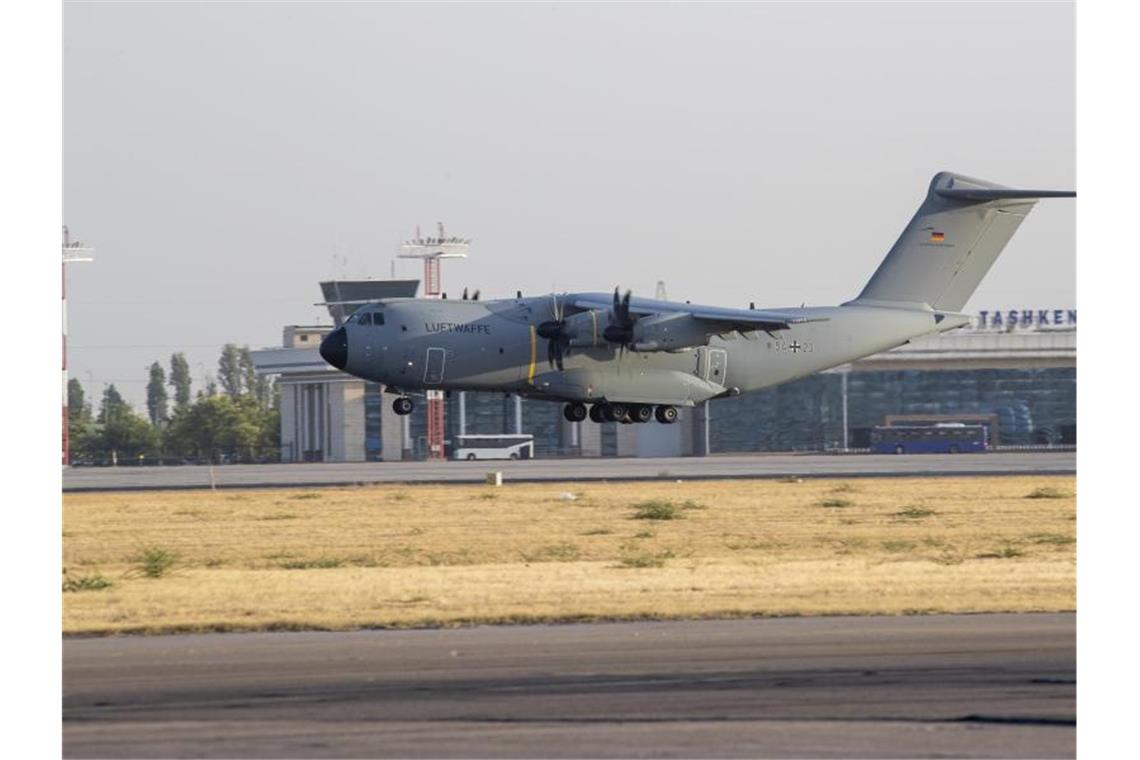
[[627, 312, 715, 352]]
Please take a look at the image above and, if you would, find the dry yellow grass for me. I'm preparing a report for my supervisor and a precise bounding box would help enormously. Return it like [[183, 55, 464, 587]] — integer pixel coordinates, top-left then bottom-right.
[[62, 475, 1075, 635]]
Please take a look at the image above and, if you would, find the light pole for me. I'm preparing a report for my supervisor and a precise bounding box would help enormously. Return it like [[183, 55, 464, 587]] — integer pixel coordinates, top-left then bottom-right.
[[62, 226, 94, 466], [398, 223, 469, 460]]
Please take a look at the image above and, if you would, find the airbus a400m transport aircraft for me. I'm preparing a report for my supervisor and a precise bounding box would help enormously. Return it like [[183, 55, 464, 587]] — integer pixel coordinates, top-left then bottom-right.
[[320, 172, 1074, 425]]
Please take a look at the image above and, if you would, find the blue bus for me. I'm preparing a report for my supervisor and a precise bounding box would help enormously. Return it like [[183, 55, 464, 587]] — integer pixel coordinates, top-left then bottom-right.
[[870, 424, 989, 454]]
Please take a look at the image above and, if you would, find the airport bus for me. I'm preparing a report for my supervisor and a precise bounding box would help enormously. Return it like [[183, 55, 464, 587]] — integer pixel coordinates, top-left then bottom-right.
[[870, 423, 988, 454], [451, 434, 535, 461]]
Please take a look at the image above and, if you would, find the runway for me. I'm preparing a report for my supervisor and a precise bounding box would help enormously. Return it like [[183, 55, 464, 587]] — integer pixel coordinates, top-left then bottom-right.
[[62, 451, 1075, 491], [63, 612, 1074, 758]]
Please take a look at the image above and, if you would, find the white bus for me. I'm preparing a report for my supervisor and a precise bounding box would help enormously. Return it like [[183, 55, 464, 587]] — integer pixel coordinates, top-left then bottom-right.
[[451, 434, 535, 461]]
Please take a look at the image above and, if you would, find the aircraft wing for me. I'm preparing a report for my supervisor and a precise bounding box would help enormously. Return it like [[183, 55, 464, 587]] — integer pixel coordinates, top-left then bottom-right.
[[570, 294, 826, 333]]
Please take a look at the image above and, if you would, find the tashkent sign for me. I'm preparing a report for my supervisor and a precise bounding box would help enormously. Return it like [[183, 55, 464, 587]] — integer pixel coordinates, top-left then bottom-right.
[[973, 309, 1076, 330]]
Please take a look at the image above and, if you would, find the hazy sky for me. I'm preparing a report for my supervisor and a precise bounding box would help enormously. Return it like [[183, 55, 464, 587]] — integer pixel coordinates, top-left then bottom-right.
[[64, 1, 1075, 408]]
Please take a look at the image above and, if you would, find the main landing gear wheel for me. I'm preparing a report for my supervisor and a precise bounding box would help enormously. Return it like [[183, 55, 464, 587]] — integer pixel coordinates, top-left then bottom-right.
[[655, 405, 678, 424], [392, 397, 414, 415], [604, 402, 628, 423], [588, 404, 606, 423], [631, 404, 654, 424], [563, 402, 588, 423]]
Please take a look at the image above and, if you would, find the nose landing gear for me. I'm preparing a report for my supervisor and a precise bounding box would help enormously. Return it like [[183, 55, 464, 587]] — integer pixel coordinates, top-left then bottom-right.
[[392, 397, 414, 415]]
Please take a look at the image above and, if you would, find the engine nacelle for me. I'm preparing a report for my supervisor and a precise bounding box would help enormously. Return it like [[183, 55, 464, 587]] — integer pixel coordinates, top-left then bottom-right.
[[563, 310, 608, 348], [629, 313, 714, 351]]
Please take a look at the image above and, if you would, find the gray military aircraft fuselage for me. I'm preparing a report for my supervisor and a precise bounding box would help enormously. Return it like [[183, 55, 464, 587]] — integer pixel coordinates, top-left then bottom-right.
[[320, 172, 1074, 425]]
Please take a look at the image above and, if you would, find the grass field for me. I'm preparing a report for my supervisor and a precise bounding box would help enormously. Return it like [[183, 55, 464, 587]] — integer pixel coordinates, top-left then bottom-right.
[[62, 476, 1075, 635]]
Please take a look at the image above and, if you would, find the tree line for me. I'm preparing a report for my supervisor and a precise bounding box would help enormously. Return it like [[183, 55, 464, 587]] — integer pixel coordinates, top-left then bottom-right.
[[68, 345, 279, 465]]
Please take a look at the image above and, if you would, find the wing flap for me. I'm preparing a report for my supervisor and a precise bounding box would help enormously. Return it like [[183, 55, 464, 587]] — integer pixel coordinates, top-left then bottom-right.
[[570, 294, 827, 333]]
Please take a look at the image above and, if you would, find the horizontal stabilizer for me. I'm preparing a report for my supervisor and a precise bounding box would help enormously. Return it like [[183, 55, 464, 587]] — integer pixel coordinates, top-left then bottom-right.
[[936, 187, 1076, 201]]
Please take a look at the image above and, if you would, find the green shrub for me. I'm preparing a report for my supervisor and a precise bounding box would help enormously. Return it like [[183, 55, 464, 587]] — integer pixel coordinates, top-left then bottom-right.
[[617, 551, 673, 568], [894, 506, 936, 519], [632, 501, 682, 520], [818, 498, 852, 509], [279, 555, 382, 569], [881, 540, 917, 553], [133, 546, 178, 578], [528, 543, 581, 562], [1026, 487, 1069, 499], [1027, 533, 1076, 545], [62, 573, 113, 593], [976, 544, 1024, 559]]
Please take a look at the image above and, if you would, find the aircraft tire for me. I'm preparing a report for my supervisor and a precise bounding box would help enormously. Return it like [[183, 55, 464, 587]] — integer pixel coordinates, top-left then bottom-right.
[[605, 403, 627, 422], [563, 402, 588, 423], [588, 404, 606, 423], [393, 397, 414, 416], [655, 405, 678, 424], [631, 404, 653, 424]]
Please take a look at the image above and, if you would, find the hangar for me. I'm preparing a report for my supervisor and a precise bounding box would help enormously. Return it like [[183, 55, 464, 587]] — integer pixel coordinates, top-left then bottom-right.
[[251, 282, 1075, 461]]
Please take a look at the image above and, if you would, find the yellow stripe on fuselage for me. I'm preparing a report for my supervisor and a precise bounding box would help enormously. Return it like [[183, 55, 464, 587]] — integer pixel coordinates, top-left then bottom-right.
[[528, 325, 537, 384]]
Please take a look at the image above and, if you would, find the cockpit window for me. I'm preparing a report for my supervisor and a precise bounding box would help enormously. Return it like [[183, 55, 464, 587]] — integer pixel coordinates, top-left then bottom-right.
[[372, 312, 385, 326], [358, 312, 372, 326]]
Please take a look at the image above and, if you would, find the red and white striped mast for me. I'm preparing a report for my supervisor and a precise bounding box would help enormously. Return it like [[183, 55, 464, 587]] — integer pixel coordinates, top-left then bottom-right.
[[398, 223, 469, 460], [62, 225, 94, 466]]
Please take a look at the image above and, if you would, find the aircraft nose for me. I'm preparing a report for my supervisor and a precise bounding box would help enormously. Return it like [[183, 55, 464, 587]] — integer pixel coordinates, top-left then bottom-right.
[[319, 326, 348, 370]]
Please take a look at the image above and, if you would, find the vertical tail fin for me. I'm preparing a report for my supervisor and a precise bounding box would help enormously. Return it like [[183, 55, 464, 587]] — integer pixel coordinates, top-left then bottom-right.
[[853, 172, 1074, 312]]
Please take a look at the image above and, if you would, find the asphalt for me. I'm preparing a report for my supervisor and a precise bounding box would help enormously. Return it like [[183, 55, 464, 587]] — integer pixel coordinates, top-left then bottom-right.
[[63, 451, 1076, 491], [63, 613, 1075, 758]]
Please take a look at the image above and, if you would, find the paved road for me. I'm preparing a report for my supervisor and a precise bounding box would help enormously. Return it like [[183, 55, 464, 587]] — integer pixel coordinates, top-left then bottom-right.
[[64, 613, 1074, 758], [63, 451, 1075, 491]]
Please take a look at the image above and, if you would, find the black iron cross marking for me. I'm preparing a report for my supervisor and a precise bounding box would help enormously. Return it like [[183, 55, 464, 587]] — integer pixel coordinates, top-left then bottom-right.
[[789, 341, 803, 353]]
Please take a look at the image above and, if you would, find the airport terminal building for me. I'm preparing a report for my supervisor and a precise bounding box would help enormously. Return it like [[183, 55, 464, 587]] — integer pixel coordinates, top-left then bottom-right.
[[251, 283, 1075, 460]]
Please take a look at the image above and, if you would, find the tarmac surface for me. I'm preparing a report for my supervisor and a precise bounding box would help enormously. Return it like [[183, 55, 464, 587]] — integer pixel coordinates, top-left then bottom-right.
[[63, 613, 1075, 758], [63, 451, 1075, 491]]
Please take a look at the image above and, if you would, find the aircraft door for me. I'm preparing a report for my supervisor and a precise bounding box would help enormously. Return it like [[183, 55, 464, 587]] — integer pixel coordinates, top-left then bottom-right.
[[423, 347, 446, 385], [706, 348, 725, 389]]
